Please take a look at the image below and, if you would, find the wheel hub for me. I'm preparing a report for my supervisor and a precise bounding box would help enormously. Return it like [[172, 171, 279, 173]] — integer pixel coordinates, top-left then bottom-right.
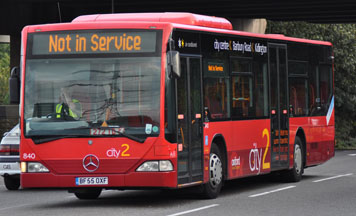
[[209, 153, 222, 188], [294, 145, 302, 174]]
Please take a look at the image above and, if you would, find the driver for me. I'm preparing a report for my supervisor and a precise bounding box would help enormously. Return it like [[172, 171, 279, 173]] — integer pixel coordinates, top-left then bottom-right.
[[56, 88, 82, 120]]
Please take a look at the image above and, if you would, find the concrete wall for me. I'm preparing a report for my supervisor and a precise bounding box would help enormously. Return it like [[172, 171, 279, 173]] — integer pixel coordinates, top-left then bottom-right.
[[229, 18, 267, 34], [0, 35, 10, 43]]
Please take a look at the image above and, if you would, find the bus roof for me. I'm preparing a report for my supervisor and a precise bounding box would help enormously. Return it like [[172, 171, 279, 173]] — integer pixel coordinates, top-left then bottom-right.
[[72, 12, 332, 46], [72, 12, 233, 30]]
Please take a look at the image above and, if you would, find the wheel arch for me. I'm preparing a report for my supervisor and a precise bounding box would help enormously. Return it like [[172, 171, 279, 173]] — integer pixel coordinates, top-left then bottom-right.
[[295, 127, 306, 168], [211, 134, 228, 179]]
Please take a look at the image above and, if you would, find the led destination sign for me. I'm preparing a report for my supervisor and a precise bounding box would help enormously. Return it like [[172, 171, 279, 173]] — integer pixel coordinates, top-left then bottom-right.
[[31, 31, 157, 55]]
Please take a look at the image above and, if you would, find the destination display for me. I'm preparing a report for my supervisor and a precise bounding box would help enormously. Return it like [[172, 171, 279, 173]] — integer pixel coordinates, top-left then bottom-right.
[[31, 30, 157, 55]]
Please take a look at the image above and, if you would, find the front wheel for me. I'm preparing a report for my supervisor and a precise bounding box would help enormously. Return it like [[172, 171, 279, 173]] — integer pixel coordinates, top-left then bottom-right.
[[4, 175, 20, 190], [202, 143, 224, 199], [74, 188, 102, 200], [281, 136, 304, 182]]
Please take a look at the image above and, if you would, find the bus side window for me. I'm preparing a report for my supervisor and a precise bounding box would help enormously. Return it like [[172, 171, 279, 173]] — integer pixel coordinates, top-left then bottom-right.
[[319, 65, 333, 113], [205, 86, 221, 116], [204, 82, 223, 119], [230, 58, 253, 119], [203, 77, 229, 120], [231, 75, 253, 118], [290, 87, 297, 116], [289, 78, 308, 116], [309, 65, 319, 116]]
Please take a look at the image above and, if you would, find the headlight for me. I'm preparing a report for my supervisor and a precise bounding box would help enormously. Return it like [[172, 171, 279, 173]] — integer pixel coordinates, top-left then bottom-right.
[[136, 160, 173, 172], [137, 161, 159, 172], [24, 162, 49, 173]]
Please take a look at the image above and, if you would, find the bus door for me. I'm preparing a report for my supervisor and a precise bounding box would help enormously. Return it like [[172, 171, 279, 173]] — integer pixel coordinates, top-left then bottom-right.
[[268, 44, 289, 170], [176, 56, 204, 185]]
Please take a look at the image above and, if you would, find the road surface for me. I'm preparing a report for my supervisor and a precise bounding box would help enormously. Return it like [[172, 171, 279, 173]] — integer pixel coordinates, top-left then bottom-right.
[[0, 150, 355, 216]]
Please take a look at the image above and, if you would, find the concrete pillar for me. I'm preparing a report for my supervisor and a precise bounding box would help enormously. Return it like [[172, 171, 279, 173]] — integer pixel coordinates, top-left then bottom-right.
[[0, 35, 10, 43], [228, 18, 267, 34], [10, 34, 21, 69]]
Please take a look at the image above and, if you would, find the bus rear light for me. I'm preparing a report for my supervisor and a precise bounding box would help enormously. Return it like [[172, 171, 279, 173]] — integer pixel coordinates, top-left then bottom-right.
[[21, 162, 49, 173], [136, 160, 173, 172]]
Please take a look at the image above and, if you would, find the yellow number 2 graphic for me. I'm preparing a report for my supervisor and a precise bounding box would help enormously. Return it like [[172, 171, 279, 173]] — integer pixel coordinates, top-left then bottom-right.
[[262, 128, 270, 169], [121, 144, 131, 157]]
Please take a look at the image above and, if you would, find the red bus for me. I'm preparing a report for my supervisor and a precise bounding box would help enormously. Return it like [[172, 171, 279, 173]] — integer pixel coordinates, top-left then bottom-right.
[[12, 13, 334, 199]]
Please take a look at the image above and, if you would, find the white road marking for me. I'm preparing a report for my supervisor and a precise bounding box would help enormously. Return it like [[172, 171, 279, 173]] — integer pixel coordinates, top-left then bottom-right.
[[0, 204, 30, 211], [313, 173, 353, 183], [166, 204, 219, 216], [348, 154, 356, 156], [249, 185, 296, 198]]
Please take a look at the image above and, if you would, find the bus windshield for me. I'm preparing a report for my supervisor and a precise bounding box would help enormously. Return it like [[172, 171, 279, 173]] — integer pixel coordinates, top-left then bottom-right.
[[24, 56, 161, 138]]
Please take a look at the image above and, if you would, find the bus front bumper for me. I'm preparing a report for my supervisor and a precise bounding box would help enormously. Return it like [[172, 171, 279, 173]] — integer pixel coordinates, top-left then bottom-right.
[[21, 171, 177, 189]]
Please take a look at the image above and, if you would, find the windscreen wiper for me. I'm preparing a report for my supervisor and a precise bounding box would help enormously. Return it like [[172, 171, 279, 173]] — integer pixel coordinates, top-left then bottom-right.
[[116, 131, 145, 143], [31, 135, 82, 145], [93, 127, 146, 143]]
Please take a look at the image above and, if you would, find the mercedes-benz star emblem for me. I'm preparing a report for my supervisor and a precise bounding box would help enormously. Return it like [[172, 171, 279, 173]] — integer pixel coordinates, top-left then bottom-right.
[[83, 154, 99, 172]]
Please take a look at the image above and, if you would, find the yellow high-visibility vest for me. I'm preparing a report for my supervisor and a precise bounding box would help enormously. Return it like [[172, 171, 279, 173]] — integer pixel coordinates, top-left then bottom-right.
[[56, 99, 81, 118]]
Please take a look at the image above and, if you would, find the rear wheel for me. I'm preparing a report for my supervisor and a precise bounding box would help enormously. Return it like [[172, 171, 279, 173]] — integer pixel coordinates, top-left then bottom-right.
[[202, 143, 224, 199], [281, 136, 304, 182], [74, 188, 102, 200], [4, 175, 20, 190]]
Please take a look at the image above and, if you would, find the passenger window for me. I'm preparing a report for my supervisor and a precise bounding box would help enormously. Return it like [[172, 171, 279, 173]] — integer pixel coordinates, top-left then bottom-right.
[[309, 64, 333, 116], [320, 65, 333, 109], [231, 58, 254, 118], [253, 61, 268, 117], [309, 66, 319, 116], [204, 78, 229, 119], [232, 75, 253, 118], [289, 78, 308, 116], [203, 61, 230, 120], [288, 61, 308, 116]]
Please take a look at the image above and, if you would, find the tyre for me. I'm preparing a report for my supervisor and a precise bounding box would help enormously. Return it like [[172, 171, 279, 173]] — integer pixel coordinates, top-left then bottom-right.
[[202, 143, 224, 199], [281, 136, 304, 182], [74, 188, 102, 200], [4, 175, 20, 190]]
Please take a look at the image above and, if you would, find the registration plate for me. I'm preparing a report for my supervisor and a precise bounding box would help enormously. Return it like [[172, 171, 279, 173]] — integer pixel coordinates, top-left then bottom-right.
[[75, 177, 108, 185]]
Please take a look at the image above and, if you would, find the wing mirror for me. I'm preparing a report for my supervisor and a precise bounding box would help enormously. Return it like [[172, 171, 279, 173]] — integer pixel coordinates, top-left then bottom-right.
[[167, 51, 180, 78], [9, 66, 20, 104]]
